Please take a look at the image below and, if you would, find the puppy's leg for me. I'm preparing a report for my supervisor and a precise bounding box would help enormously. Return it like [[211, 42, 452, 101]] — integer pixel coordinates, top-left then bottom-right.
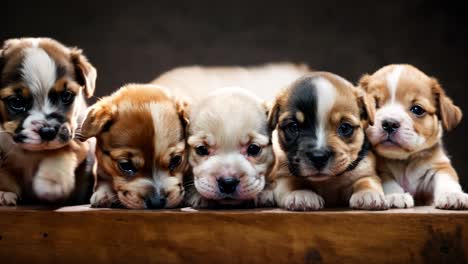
[[0, 171, 21, 206], [350, 176, 388, 210], [90, 181, 116, 208], [382, 173, 414, 208], [274, 177, 324, 211], [433, 167, 468, 210], [255, 187, 276, 207], [33, 151, 79, 202]]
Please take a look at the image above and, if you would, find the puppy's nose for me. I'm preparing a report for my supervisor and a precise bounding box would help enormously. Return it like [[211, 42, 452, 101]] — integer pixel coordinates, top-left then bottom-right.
[[145, 195, 167, 209], [218, 177, 239, 194], [307, 150, 332, 170], [38, 126, 57, 141], [382, 119, 400, 134]]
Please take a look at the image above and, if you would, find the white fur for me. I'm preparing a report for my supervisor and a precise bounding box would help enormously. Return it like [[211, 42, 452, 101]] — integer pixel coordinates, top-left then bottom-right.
[[30, 38, 40, 48], [21, 47, 56, 97], [314, 77, 336, 149], [386, 66, 403, 104]]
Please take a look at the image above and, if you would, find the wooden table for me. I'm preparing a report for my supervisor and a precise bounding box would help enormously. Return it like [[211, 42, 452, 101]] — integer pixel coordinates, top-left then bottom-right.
[[0, 206, 466, 263]]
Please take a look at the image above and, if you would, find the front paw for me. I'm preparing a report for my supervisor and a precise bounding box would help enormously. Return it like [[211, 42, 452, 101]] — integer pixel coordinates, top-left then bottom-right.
[[255, 189, 276, 207], [435, 192, 468, 210], [0, 191, 18, 206], [33, 171, 75, 202], [281, 190, 324, 211], [90, 188, 116, 208], [185, 192, 213, 209], [350, 190, 388, 210], [386, 193, 414, 208]]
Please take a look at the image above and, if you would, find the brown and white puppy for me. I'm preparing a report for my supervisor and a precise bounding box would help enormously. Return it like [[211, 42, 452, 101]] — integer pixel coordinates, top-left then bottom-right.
[[185, 88, 275, 208], [0, 37, 96, 205], [80, 84, 188, 209], [360, 64, 466, 209], [269, 72, 387, 210]]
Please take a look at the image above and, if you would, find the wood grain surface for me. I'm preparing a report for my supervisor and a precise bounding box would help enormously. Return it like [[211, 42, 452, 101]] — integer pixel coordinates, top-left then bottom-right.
[[0, 206, 466, 264]]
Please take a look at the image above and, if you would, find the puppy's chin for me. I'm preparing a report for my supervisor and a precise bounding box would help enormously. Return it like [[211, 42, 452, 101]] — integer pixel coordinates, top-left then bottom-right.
[[16, 140, 69, 151]]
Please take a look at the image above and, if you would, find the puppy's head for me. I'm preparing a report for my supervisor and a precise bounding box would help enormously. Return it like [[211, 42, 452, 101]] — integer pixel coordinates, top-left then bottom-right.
[[0, 38, 96, 151], [269, 72, 374, 181], [187, 88, 273, 204], [80, 84, 188, 209], [360, 64, 462, 159]]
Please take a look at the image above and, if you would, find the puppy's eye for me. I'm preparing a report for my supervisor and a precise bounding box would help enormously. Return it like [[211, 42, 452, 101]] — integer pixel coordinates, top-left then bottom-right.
[[118, 160, 137, 177], [410, 105, 426, 116], [195, 145, 209, 156], [7, 96, 26, 112], [247, 144, 262, 157], [338, 122, 354, 138], [169, 155, 182, 171], [61, 90, 75, 105], [285, 121, 299, 135]]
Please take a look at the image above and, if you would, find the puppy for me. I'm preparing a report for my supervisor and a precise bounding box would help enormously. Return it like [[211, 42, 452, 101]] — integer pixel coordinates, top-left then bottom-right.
[[360, 64, 467, 209], [152, 63, 309, 208], [269, 72, 387, 210], [80, 84, 188, 209], [0, 37, 96, 205], [184, 88, 275, 208]]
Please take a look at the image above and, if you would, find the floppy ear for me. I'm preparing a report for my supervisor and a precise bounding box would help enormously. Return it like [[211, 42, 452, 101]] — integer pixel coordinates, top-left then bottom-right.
[[356, 88, 375, 126], [79, 102, 113, 141], [358, 74, 371, 92], [432, 78, 462, 131], [176, 97, 190, 131], [70, 48, 97, 98], [267, 101, 281, 132]]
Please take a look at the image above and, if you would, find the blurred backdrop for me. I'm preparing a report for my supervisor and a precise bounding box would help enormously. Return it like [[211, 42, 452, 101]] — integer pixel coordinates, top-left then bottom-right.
[[2, 0, 468, 188]]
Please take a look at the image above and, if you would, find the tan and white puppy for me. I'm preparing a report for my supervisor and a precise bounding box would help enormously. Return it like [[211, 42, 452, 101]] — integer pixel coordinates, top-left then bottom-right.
[[269, 72, 387, 211], [185, 88, 275, 208], [80, 84, 188, 209], [0, 37, 96, 205], [360, 64, 466, 209]]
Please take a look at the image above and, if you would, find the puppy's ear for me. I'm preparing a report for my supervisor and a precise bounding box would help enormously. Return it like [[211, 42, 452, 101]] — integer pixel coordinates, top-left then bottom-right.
[[176, 97, 190, 131], [358, 74, 371, 92], [70, 48, 97, 98], [79, 102, 113, 141], [356, 88, 375, 126], [267, 101, 281, 132], [432, 78, 462, 131]]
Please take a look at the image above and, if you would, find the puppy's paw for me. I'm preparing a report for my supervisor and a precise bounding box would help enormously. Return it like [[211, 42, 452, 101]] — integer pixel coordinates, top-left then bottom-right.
[[255, 189, 276, 207], [350, 190, 388, 210], [33, 170, 75, 202], [282, 190, 324, 211], [435, 192, 468, 210], [185, 192, 213, 209], [386, 193, 414, 208], [90, 188, 115, 208], [0, 191, 18, 206]]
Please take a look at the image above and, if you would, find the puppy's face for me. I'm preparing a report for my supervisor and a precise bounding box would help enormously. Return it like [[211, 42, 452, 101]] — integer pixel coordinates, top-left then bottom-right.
[[187, 89, 273, 203], [269, 73, 374, 181], [360, 65, 462, 159], [0, 38, 96, 151], [81, 85, 188, 209]]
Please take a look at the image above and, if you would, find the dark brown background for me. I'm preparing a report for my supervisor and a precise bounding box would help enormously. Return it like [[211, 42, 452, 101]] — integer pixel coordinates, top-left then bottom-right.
[[2, 0, 468, 188]]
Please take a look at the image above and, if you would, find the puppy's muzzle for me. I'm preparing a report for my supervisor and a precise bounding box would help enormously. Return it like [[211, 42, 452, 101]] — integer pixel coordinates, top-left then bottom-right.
[[306, 149, 333, 171], [382, 118, 400, 134], [144, 194, 167, 209], [217, 177, 240, 194]]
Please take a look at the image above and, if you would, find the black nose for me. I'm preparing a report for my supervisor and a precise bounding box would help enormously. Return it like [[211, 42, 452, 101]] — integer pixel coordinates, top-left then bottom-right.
[[38, 126, 57, 141], [218, 177, 239, 194], [145, 195, 167, 209], [382, 119, 400, 134], [307, 150, 332, 170]]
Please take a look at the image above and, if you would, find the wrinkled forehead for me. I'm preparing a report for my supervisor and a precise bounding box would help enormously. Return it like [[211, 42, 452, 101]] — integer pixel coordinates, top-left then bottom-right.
[[370, 66, 434, 105], [1, 40, 75, 101], [190, 95, 269, 147], [107, 102, 184, 159], [285, 74, 358, 123]]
